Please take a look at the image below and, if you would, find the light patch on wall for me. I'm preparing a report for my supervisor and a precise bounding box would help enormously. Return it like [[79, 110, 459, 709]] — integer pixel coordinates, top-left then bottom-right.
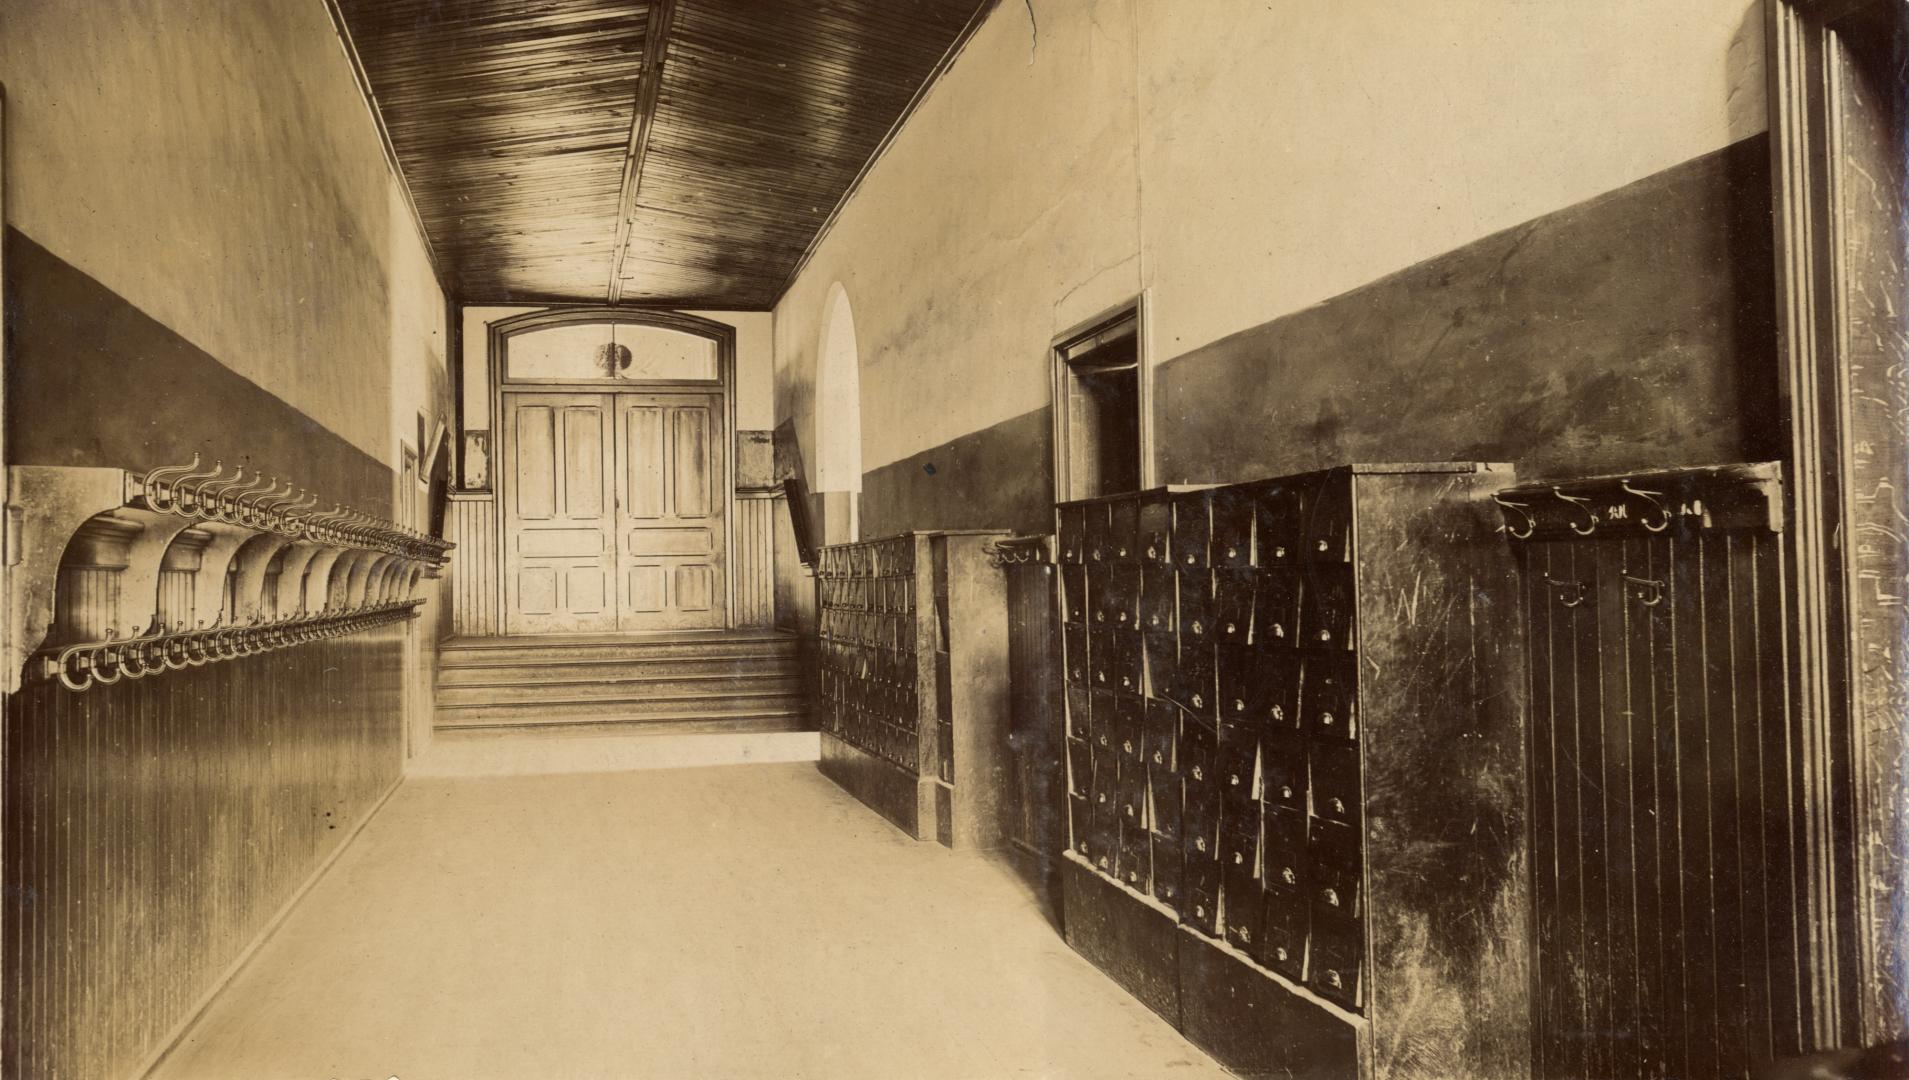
[[814, 282, 864, 493]]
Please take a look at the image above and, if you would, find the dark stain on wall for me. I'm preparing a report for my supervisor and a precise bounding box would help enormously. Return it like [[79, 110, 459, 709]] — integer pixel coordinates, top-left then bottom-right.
[[5, 228, 394, 513], [1156, 135, 1781, 485], [859, 406, 1053, 538]]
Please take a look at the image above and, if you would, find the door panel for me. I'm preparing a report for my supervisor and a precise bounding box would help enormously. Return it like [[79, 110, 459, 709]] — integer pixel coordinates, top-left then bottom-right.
[[617, 393, 727, 630], [503, 393, 618, 634]]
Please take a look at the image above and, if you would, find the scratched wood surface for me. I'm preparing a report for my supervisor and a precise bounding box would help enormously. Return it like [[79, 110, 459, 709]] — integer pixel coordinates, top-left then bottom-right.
[[1834, 29, 1909, 1044], [1521, 519, 1808, 1079], [3, 628, 406, 1080]]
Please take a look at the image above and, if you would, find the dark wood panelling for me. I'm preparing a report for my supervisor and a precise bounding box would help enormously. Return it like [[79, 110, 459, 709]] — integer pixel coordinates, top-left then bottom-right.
[[859, 406, 1054, 539], [3, 627, 406, 1080], [1514, 478, 1808, 1079], [335, 0, 992, 303], [5, 231, 395, 514], [1155, 137, 1779, 486], [1002, 548, 1063, 890]]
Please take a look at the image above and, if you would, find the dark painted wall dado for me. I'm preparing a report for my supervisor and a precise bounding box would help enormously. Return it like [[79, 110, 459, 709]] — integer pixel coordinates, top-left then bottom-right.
[[5, 229, 394, 514], [858, 406, 1054, 539], [1157, 136, 1780, 485]]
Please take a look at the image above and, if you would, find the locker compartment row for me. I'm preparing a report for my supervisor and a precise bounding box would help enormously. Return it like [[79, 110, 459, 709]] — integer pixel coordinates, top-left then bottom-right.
[[817, 575, 916, 614], [815, 538, 917, 578], [1064, 725, 1363, 858], [1056, 474, 1353, 570], [1066, 799, 1366, 1010], [1064, 640, 1359, 740], [818, 642, 917, 690], [1060, 562, 1354, 650], [817, 700, 920, 771], [819, 674, 919, 719], [819, 609, 920, 651]]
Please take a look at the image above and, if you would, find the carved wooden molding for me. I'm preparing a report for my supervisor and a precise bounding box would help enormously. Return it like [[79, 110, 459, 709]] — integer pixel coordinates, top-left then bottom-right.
[[4, 460, 454, 693]]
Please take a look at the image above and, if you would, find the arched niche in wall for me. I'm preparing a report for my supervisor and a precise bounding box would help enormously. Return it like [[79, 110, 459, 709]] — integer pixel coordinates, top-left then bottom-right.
[[815, 282, 864, 542]]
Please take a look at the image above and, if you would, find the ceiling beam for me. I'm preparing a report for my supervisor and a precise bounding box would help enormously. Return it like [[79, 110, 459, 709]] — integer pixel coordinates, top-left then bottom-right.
[[606, 0, 678, 305]]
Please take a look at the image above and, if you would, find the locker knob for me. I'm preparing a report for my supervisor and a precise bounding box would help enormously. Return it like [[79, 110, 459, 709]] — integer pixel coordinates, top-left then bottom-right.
[[1321, 712, 1335, 727], [1195, 836, 1208, 852], [1195, 904, 1207, 917], [1128, 870, 1139, 883], [1190, 620, 1204, 634], [1191, 765, 1205, 780], [1225, 621, 1238, 634], [1327, 970, 1343, 989], [1097, 793, 1108, 804], [1232, 698, 1246, 713], [1099, 856, 1111, 869], [1149, 614, 1162, 627], [1279, 784, 1294, 799], [1271, 706, 1285, 721], [1272, 546, 1286, 559], [1238, 927, 1252, 942], [1329, 797, 1346, 815], [1281, 867, 1297, 885], [1192, 694, 1205, 707], [1272, 624, 1286, 639], [1229, 773, 1242, 786], [1146, 544, 1159, 559], [1275, 946, 1289, 961], [1323, 888, 1340, 907], [1122, 739, 1135, 753], [1152, 750, 1164, 764], [1232, 851, 1244, 865], [1185, 554, 1196, 566], [1317, 629, 1332, 643], [1316, 540, 1329, 552]]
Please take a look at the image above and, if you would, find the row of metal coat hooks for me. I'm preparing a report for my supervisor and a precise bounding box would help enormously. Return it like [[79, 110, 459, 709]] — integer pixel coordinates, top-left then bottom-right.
[[42, 600, 424, 693], [135, 453, 451, 562]]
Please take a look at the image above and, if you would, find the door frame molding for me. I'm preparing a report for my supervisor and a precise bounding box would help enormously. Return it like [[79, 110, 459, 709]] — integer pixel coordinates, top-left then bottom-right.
[[1767, 0, 1903, 1047], [488, 308, 738, 632]]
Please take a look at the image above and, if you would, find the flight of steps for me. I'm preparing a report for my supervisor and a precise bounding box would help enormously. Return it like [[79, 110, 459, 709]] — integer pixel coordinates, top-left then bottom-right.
[[434, 629, 808, 735]]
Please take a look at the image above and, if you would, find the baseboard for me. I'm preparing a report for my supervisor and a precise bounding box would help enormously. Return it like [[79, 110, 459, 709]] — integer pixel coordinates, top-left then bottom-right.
[[131, 774, 407, 1080]]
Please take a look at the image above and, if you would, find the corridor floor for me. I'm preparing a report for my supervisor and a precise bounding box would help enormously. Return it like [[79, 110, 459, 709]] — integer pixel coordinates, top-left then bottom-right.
[[151, 760, 1229, 1080]]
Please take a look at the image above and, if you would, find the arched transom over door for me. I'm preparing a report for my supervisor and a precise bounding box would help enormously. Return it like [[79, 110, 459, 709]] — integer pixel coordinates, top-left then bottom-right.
[[496, 312, 734, 635]]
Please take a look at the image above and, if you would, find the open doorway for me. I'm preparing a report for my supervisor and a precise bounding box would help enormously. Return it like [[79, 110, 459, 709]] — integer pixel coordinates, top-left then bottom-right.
[[1053, 305, 1147, 501]]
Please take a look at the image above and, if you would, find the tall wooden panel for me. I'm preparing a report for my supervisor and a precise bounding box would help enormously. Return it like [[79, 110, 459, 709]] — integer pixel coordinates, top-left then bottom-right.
[[502, 394, 617, 634], [615, 393, 727, 631], [733, 489, 779, 628], [3, 627, 405, 1080], [447, 494, 500, 637], [1501, 464, 1807, 1080]]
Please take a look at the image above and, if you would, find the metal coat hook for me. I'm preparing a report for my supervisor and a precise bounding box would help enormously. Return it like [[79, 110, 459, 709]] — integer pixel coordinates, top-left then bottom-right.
[[1623, 574, 1666, 606], [144, 453, 204, 511], [1491, 492, 1536, 540], [1544, 575, 1587, 608], [1620, 479, 1673, 533], [1552, 487, 1599, 536]]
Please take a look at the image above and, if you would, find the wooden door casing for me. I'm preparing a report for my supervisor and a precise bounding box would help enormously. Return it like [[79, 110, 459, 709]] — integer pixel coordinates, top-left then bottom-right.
[[615, 393, 727, 631], [502, 393, 617, 634]]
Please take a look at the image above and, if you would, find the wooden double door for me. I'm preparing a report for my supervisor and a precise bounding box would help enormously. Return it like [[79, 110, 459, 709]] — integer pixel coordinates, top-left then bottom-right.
[[503, 391, 727, 634]]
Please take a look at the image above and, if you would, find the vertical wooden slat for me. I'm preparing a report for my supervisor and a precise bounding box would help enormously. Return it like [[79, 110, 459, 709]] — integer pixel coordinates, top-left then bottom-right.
[[1623, 533, 1664, 1079], [1570, 542, 1610, 1080], [1730, 534, 1775, 1065], [1597, 538, 1639, 1078], [1701, 532, 1749, 1079], [1527, 541, 1560, 1080], [1671, 533, 1719, 1072]]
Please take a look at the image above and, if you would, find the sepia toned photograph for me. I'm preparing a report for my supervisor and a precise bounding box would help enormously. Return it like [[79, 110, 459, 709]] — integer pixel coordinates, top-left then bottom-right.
[[0, 0, 1903, 1077]]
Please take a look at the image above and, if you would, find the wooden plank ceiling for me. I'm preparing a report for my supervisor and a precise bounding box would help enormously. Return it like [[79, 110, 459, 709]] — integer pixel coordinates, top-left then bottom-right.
[[335, 0, 990, 307]]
